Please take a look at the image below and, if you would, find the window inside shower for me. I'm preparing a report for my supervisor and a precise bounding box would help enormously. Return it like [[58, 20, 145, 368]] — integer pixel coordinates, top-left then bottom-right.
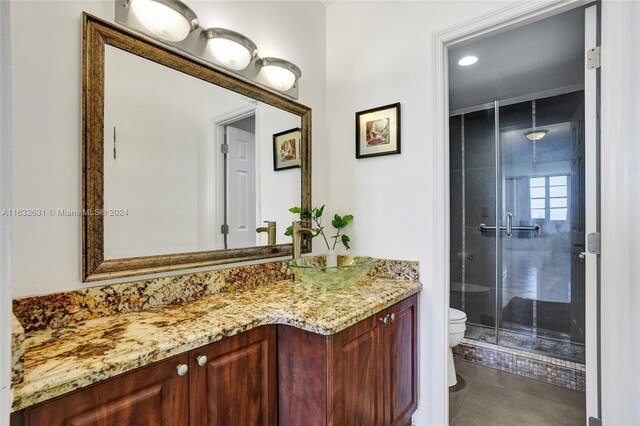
[[449, 91, 586, 363]]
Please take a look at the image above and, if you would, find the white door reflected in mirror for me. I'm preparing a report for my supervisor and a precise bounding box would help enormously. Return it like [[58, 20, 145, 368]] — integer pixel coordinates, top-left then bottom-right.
[[225, 124, 256, 249]]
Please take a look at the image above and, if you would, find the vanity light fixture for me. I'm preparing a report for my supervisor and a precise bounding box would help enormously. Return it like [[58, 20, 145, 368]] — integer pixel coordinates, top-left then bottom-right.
[[127, 0, 198, 42], [260, 58, 302, 91], [115, 0, 303, 97], [204, 28, 258, 71], [457, 54, 479, 67]]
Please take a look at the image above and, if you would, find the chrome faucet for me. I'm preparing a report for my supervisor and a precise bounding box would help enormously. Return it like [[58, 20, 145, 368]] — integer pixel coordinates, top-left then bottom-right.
[[292, 221, 314, 261], [256, 221, 277, 245]]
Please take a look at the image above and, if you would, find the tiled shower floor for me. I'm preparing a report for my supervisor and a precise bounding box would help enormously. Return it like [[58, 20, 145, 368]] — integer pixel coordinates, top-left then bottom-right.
[[465, 323, 585, 362]]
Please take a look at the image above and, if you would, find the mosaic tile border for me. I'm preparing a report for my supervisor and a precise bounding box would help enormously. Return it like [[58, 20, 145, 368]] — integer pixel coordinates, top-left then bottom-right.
[[13, 258, 418, 334], [453, 338, 585, 392], [465, 323, 586, 363]]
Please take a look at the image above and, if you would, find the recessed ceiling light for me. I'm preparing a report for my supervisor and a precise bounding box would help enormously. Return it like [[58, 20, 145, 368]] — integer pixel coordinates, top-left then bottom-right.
[[457, 55, 479, 67]]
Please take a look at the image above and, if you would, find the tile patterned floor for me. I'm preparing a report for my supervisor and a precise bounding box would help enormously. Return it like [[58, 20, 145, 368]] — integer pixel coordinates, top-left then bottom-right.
[[449, 359, 586, 426]]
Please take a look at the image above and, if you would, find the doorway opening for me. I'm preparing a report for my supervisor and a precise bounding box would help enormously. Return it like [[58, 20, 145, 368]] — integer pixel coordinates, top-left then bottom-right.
[[442, 3, 599, 425]]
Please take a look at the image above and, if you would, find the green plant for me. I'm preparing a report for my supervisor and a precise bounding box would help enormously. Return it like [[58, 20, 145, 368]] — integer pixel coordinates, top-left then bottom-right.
[[285, 205, 353, 250]]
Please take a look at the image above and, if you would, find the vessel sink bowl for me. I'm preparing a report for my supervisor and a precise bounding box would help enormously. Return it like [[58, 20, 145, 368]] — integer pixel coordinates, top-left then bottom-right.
[[286, 255, 376, 290]]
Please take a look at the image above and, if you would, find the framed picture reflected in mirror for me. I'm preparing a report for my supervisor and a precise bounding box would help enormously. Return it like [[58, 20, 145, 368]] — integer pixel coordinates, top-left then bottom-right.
[[273, 127, 302, 171]]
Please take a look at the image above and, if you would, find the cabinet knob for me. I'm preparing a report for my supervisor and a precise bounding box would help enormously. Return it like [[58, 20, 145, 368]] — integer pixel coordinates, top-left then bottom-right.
[[176, 364, 189, 376], [380, 315, 390, 325], [389, 313, 396, 321], [196, 355, 208, 366]]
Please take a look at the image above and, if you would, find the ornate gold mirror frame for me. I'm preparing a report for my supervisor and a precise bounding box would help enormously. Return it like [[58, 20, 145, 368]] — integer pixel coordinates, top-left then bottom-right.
[[82, 13, 311, 282]]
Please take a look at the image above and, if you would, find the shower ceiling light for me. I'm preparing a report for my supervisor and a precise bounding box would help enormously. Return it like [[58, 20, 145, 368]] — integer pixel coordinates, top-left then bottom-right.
[[457, 54, 479, 67], [525, 130, 549, 141], [260, 57, 302, 91], [128, 0, 198, 42], [204, 28, 258, 71]]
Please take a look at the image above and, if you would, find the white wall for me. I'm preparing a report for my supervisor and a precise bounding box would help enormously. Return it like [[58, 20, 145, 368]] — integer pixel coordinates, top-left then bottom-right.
[[10, 1, 326, 297], [11, 0, 110, 296], [325, 2, 517, 424], [0, 0, 12, 421]]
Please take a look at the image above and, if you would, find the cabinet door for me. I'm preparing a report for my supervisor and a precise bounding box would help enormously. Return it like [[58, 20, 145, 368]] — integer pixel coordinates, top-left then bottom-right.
[[190, 326, 276, 426], [383, 295, 417, 426], [21, 353, 190, 426], [328, 314, 385, 426], [277, 325, 328, 426]]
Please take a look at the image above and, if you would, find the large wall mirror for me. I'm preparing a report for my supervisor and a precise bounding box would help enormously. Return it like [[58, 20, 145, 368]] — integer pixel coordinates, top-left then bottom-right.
[[83, 14, 311, 282]]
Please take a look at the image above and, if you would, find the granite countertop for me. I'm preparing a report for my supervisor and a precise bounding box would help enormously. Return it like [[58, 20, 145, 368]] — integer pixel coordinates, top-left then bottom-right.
[[12, 275, 421, 411]]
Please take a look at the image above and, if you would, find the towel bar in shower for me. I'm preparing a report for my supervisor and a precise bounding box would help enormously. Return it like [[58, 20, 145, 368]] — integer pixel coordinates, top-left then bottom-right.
[[477, 223, 542, 235]]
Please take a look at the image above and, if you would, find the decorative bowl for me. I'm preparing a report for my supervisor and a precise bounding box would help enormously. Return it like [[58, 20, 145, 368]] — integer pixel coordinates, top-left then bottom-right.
[[286, 255, 376, 290]]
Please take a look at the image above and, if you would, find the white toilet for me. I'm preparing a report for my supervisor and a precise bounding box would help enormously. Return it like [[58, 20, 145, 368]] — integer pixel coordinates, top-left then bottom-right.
[[448, 308, 467, 387]]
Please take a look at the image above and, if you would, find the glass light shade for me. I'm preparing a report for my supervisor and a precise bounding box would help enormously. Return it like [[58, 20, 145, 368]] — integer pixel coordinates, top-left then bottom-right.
[[262, 65, 296, 91], [204, 28, 257, 71], [208, 38, 253, 71], [525, 130, 549, 141], [130, 0, 197, 42], [260, 58, 301, 92]]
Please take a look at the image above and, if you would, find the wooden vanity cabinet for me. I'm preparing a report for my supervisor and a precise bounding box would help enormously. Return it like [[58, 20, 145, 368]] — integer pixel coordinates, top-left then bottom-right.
[[12, 296, 416, 426], [15, 353, 191, 426], [279, 294, 418, 426], [383, 295, 418, 425], [190, 325, 277, 425], [13, 326, 276, 426]]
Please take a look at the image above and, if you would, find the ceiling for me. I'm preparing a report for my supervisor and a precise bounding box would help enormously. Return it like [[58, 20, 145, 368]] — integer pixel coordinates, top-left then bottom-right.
[[449, 7, 585, 111]]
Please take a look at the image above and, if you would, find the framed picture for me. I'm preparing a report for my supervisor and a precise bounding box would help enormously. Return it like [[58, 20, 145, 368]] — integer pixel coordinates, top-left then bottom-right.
[[355, 102, 401, 159], [273, 127, 302, 171]]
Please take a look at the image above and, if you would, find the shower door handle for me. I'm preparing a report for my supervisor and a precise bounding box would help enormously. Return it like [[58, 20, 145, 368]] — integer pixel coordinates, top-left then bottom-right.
[[506, 213, 513, 238]]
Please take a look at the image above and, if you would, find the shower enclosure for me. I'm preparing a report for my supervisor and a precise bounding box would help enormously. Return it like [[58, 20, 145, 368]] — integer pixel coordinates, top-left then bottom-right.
[[450, 91, 585, 363]]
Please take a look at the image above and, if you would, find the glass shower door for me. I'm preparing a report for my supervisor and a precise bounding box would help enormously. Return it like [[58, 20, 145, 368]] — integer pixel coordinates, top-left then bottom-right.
[[496, 93, 585, 358], [449, 106, 498, 344]]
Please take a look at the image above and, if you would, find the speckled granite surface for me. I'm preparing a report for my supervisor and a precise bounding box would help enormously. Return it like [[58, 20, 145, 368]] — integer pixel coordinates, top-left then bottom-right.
[[13, 258, 418, 333], [12, 261, 291, 333], [11, 258, 420, 412], [11, 314, 24, 386]]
